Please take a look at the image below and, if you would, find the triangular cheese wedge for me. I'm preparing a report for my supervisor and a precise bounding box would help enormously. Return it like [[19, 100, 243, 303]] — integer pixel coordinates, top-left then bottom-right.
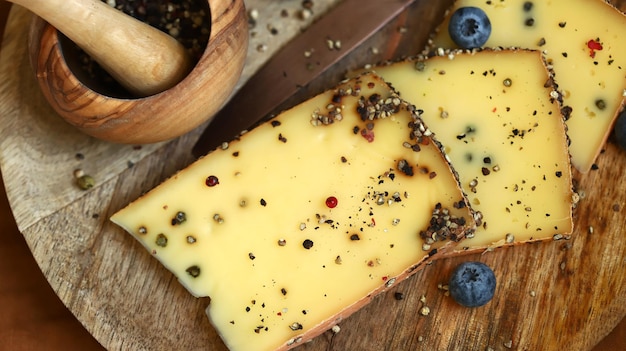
[[430, 0, 626, 172], [367, 50, 574, 252], [111, 73, 475, 351]]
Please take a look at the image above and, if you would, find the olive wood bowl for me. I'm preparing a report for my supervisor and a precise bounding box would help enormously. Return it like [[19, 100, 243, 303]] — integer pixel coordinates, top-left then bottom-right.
[[27, 0, 248, 144]]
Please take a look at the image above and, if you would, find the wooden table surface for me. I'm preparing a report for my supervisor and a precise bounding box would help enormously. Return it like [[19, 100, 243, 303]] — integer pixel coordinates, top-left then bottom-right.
[[0, 1, 624, 350], [0, 6, 101, 348]]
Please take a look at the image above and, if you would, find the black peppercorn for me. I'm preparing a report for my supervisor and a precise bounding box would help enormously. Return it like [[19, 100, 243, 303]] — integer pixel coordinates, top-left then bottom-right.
[[302, 239, 314, 249]]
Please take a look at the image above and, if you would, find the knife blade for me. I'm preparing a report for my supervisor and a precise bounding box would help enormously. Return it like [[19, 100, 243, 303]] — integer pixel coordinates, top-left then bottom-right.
[[192, 0, 443, 157]]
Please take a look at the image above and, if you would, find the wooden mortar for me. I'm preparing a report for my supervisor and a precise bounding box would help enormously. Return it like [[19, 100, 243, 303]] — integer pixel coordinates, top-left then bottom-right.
[[27, 0, 248, 144]]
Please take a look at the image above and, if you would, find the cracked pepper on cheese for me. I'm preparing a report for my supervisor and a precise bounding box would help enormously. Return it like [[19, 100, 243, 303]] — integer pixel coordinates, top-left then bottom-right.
[[368, 50, 574, 251], [111, 73, 475, 351], [430, 0, 626, 172]]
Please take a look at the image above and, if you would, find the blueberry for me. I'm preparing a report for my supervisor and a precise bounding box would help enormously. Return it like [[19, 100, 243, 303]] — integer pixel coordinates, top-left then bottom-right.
[[614, 108, 626, 150], [448, 261, 496, 307], [448, 7, 492, 49]]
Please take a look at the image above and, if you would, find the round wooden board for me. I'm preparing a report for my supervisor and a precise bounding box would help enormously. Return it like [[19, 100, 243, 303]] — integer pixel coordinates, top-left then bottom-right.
[[1, 2, 625, 351]]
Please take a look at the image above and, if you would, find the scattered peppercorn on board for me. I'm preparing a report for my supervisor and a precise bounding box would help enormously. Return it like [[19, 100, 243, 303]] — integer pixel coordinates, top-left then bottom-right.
[[0, 2, 625, 351]]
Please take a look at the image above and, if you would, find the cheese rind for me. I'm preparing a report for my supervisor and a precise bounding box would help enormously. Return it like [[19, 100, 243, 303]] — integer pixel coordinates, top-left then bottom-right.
[[430, 0, 626, 172], [368, 50, 574, 251], [111, 74, 475, 351]]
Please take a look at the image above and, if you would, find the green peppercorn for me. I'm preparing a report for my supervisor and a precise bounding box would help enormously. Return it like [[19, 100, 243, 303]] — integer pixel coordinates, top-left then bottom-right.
[[155, 233, 168, 247], [76, 175, 95, 190]]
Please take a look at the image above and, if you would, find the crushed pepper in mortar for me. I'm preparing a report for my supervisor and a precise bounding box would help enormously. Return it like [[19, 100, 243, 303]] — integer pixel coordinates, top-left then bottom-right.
[[65, 0, 211, 97]]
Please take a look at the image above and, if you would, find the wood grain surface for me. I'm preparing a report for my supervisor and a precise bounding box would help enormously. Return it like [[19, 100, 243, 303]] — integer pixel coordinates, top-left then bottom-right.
[[0, 1, 625, 350]]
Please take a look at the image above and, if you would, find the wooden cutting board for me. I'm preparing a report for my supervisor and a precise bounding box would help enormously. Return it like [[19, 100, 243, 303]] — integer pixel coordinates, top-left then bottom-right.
[[1, 2, 625, 351]]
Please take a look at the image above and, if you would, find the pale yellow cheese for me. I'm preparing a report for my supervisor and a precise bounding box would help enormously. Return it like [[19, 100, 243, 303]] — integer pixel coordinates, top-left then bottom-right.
[[368, 50, 574, 251], [430, 0, 626, 172], [111, 74, 475, 351]]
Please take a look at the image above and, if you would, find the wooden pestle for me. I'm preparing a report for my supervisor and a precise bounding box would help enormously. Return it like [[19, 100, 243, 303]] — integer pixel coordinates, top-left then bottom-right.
[[11, 0, 193, 96]]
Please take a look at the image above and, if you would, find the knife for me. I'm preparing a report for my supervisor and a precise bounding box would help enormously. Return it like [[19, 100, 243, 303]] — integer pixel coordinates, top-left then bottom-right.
[[192, 0, 448, 157]]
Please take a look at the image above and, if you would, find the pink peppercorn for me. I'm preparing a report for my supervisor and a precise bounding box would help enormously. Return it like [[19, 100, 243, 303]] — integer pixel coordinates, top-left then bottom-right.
[[587, 39, 603, 58], [205, 175, 219, 187], [325, 196, 338, 208]]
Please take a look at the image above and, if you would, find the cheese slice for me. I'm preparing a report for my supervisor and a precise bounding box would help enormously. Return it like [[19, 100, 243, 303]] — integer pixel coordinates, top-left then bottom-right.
[[429, 0, 626, 172], [367, 50, 574, 252], [111, 73, 475, 351]]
